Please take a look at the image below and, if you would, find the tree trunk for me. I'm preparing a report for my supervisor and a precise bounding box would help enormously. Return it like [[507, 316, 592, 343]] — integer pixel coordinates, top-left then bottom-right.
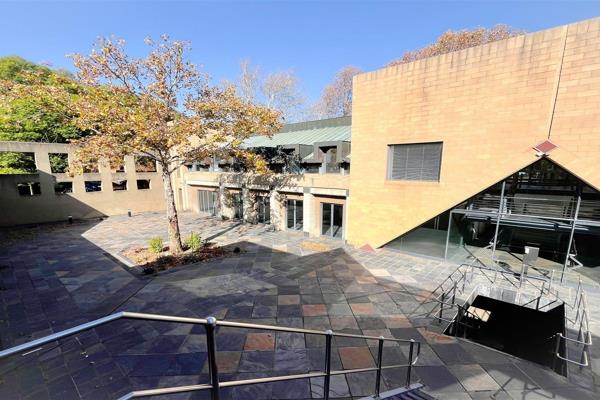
[[161, 168, 183, 255]]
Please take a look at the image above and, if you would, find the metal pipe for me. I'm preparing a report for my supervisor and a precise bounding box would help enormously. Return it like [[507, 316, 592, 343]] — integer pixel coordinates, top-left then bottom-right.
[[205, 316, 220, 400], [375, 337, 384, 396], [444, 210, 453, 261], [491, 181, 506, 264], [324, 330, 332, 400], [561, 195, 581, 283], [406, 340, 415, 388], [0, 312, 124, 359]]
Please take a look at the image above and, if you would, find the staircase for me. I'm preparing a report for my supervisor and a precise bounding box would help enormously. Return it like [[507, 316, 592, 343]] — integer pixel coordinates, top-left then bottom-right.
[[409, 251, 593, 382]]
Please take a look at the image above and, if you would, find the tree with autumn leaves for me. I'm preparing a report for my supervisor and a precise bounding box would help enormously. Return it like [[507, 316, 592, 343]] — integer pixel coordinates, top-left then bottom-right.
[[1, 36, 282, 254]]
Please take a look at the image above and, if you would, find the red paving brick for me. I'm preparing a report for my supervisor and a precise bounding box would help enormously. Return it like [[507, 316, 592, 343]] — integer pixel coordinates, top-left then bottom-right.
[[244, 333, 275, 351], [338, 347, 375, 369]]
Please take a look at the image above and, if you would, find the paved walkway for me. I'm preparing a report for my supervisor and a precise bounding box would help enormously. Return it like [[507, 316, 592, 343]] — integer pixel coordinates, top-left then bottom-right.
[[0, 213, 598, 399]]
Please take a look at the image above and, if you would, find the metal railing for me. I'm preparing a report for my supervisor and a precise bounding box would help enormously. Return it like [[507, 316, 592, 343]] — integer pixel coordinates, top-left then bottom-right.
[[555, 277, 593, 369], [0, 311, 421, 400]]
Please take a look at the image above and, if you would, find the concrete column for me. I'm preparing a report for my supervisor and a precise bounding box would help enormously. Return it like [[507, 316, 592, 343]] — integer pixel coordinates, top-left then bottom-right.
[[270, 190, 282, 230], [242, 187, 252, 223], [303, 188, 314, 237], [217, 183, 225, 219], [34, 150, 54, 196]]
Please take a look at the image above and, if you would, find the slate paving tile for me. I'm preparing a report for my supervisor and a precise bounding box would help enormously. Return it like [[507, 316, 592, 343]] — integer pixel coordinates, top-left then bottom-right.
[[278, 295, 300, 305], [238, 351, 275, 372], [252, 305, 277, 318], [216, 333, 246, 351], [356, 316, 386, 330], [180, 335, 208, 353], [277, 304, 303, 318], [203, 352, 240, 374], [274, 349, 309, 373], [338, 347, 375, 369], [307, 347, 343, 371], [278, 286, 300, 295], [129, 355, 175, 377], [254, 295, 278, 306], [415, 365, 464, 393], [245, 333, 275, 351], [301, 294, 324, 304], [302, 304, 328, 317], [310, 375, 351, 399], [329, 316, 359, 330], [448, 364, 501, 392], [481, 363, 539, 391], [226, 306, 253, 319], [345, 371, 381, 397], [166, 352, 206, 375], [430, 343, 477, 365], [327, 303, 353, 316], [276, 332, 305, 350], [271, 378, 311, 399]]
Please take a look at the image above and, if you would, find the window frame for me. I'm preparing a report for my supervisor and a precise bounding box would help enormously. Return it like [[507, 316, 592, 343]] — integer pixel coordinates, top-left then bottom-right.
[[387, 141, 443, 182]]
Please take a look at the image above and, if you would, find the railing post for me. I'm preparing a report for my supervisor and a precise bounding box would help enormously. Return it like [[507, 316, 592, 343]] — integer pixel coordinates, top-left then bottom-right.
[[205, 316, 220, 400], [323, 330, 333, 400], [438, 292, 445, 323], [536, 281, 545, 311], [375, 336, 384, 397], [451, 282, 457, 306], [406, 339, 415, 388]]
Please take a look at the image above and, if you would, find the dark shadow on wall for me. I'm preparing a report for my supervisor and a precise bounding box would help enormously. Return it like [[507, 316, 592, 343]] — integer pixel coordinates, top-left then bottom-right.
[[0, 170, 107, 226], [0, 218, 597, 399]]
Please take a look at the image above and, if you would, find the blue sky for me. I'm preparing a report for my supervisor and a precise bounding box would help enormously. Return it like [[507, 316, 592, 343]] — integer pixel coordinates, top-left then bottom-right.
[[1, 1, 599, 103]]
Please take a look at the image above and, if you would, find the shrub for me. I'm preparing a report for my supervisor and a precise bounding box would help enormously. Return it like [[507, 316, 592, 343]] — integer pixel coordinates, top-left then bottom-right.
[[185, 231, 202, 252], [149, 236, 164, 254]]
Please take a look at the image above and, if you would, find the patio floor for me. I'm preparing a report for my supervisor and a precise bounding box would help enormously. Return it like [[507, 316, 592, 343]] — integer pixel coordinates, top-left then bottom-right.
[[0, 212, 597, 400]]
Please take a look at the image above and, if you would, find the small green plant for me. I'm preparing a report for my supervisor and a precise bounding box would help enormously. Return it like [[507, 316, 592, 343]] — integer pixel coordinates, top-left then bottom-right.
[[149, 236, 164, 254], [185, 231, 202, 252]]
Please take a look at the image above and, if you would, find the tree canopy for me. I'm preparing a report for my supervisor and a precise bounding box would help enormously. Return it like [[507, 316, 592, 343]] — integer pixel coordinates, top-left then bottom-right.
[[313, 66, 362, 119], [387, 25, 524, 66]]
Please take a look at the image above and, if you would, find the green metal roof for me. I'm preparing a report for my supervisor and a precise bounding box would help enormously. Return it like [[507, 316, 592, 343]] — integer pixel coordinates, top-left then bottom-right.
[[243, 116, 351, 148]]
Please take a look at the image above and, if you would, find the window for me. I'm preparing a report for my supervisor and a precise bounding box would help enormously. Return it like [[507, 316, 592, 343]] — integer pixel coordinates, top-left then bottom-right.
[[135, 156, 157, 172], [112, 180, 127, 191], [0, 152, 36, 174], [232, 192, 243, 220], [198, 190, 217, 215], [17, 182, 41, 196], [111, 158, 126, 173], [137, 179, 151, 190], [388, 142, 442, 181], [55, 181, 73, 194], [49, 153, 69, 173], [287, 199, 303, 230], [321, 203, 343, 239], [85, 181, 102, 192], [257, 195, 270, 224]]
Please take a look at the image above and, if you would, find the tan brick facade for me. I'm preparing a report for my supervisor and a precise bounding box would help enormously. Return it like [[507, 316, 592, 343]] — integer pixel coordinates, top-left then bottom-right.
[[348, 17, 600, 248]]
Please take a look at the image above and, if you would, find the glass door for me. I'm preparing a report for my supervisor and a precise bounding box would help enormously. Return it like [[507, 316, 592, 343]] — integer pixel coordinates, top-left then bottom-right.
[[257, 196, 270, 224], [321, 203, 343, 238], [287, 199, 303, 230]]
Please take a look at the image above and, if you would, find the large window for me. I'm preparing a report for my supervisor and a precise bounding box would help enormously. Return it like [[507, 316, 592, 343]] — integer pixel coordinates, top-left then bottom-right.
[[388, 142, 442, 181], [287, 199, 303, 230], [232, 192, 243, 220], [85, 181, 102, 192], [17, 182, 41, 196], [137, 179, 151, 190], [198, 190, 217, 216], [321, 203, 343, 239], [256, 195, 270, 224]]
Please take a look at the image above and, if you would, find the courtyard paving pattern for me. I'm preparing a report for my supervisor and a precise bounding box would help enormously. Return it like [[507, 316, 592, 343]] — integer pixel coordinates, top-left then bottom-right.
[[0, 212, 598, 399]]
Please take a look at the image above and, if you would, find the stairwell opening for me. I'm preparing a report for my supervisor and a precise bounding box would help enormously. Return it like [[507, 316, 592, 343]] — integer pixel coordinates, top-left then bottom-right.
[[444, 295, 567, 375]]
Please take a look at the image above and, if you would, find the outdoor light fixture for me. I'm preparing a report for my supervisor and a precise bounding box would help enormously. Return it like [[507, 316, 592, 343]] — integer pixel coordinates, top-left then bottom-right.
[[128, 210, 132, 217], [68, 216, 73, 224]]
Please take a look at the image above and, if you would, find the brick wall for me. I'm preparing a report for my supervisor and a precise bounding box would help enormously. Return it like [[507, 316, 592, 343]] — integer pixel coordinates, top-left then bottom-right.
[[348, 17, 600, 248]]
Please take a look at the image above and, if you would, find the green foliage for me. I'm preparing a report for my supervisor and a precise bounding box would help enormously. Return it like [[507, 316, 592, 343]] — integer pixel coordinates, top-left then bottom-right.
[[149, 236, 164, 254], [49, 153, 69, 173], [0, 151, 36, 174], [0, 56, 52, 84], [184, 232, 203, 252], [0, 56, 86, 173]]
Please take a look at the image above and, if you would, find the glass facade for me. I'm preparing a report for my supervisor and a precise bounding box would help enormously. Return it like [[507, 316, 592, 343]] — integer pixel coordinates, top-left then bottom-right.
[[257, 195, 270, 224], [198, 190, 217, 216], [286, 199, 303, 230], [321, 203, 343, 238]]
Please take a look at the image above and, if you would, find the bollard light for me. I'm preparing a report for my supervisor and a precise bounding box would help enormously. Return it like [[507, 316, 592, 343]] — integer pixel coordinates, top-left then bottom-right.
[[68, 216, 73, 224]]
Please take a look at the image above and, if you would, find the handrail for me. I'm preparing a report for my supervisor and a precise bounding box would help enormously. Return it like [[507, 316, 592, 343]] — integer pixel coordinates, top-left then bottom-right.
[[0, 311, 422, 400]]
